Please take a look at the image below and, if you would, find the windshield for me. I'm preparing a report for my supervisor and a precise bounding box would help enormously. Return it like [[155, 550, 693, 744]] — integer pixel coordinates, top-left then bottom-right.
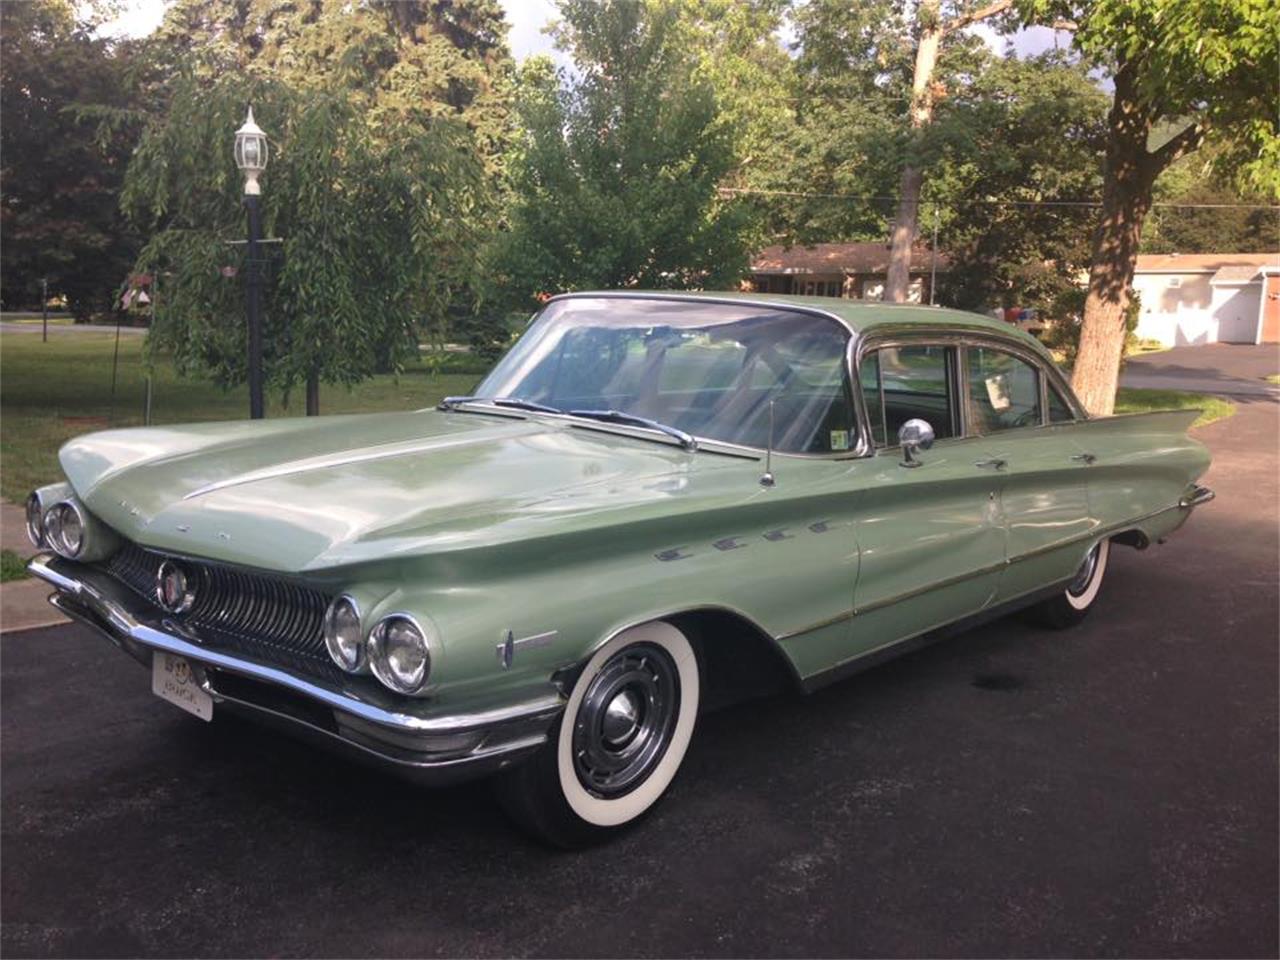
[[474, 297, 857, 454]]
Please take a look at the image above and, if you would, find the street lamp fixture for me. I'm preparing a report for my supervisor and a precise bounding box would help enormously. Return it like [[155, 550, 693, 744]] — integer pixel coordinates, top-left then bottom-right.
[[234, 107, 268, 419], [234, 106, 269, 195]]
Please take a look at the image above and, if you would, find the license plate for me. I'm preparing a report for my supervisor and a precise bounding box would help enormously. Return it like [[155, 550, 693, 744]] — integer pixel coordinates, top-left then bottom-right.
[[152, 652, 213, 721]]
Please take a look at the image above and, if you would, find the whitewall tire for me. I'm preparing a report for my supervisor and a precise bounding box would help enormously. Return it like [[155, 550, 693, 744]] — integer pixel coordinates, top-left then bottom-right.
[[1030, 539, 1110, 628], [495, 621, 700, 847]]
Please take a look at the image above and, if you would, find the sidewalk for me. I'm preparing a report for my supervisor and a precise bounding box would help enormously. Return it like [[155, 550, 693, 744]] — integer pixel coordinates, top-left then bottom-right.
[[0, 499, 67, 634]]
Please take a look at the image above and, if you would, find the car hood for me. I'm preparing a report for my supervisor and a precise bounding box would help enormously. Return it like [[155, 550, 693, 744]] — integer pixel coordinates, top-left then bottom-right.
[[60, 410, 756, 573]]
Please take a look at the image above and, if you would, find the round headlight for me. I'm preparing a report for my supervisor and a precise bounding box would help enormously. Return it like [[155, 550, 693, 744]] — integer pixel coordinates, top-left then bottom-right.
[[368, 614, 432, 694], [58, 503, 84, 556], [323, 595, 365, 673], [43, 505, 64, 554], [44, 502, 84, 558], [25, 492, 45, 548]]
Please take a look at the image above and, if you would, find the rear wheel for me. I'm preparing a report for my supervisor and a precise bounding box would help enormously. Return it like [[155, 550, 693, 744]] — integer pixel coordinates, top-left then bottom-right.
[[1029, 539, 1110, 629], [495, 621, 700, 848]]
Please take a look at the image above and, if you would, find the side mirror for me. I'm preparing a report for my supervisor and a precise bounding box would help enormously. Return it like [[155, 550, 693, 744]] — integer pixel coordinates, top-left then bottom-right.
[[898, 418, 935, 468]]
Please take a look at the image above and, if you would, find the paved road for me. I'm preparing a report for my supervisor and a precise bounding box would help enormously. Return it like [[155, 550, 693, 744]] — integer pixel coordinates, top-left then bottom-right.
[[2, 386, 1276, 958], [1123, 342, 1280, 397]]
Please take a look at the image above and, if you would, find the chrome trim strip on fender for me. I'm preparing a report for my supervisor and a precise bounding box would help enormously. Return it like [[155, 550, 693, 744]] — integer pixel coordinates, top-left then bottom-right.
[[780, 492, 1206, 642]]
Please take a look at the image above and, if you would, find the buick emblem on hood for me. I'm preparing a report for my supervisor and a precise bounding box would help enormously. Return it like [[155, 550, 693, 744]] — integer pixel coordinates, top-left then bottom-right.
[[156, 560, 195, 614]]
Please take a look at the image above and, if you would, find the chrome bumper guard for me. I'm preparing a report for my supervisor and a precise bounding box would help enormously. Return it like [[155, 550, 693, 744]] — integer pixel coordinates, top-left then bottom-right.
[[28, 554, 564, 785], [1178, 485, 1215, 509]]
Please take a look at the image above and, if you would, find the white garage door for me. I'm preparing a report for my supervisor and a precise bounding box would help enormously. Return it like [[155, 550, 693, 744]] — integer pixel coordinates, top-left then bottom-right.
[[1214, 285, 1262, 343]]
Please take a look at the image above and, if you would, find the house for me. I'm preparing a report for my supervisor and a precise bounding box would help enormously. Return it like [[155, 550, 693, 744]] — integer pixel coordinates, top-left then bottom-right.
[[1131, 253, 1280, 346], [747, 242, 951, 304]]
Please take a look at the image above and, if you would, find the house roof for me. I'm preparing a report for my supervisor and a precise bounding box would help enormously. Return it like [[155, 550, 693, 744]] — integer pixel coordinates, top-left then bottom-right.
[[751, 242, 952, 275], [1210, 264, 1269, 284], [1134, 253, 1279, 274]]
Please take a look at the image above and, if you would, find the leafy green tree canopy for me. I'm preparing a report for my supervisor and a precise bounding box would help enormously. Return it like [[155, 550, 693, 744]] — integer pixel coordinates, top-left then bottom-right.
[[122, 73, 489, 402], [493, 0, 753, 302], [1016, 0, 1279, 414], [0, 0, 144, 317]]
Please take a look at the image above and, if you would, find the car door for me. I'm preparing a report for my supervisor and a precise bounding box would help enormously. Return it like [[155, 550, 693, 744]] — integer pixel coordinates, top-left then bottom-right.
[[962, 343, 1094, 603], [843, 343, 1006, 656]]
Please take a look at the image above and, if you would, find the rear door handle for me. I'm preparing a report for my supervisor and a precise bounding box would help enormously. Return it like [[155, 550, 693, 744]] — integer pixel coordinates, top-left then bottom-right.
[[1071, 453, 1098, 465], [974, 458, 1007, 470]]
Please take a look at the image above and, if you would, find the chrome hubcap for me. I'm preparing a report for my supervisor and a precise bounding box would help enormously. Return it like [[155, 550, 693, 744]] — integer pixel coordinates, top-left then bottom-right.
[[602, 689, 641, 746], [572, 643, 680, 798], [1068, 543, 1100, 596]]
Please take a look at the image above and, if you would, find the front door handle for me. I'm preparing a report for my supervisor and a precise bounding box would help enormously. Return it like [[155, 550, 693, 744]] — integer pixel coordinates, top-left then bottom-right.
[[1071, 452, 1098, 465], [974, 458, 1007, 470]]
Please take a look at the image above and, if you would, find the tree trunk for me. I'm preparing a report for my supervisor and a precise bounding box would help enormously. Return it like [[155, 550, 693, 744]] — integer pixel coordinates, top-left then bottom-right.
[[305, 369, 320, 416], [1071, 63, 1158, 416], [885, 11, 942, 303]]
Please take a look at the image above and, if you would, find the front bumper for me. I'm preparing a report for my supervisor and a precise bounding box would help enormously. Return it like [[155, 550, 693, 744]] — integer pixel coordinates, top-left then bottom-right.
[[28, 554, 565, 785]]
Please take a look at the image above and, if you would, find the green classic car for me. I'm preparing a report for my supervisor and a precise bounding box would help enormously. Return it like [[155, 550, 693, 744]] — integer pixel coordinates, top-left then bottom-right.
[[26, 292, 1213, 846]]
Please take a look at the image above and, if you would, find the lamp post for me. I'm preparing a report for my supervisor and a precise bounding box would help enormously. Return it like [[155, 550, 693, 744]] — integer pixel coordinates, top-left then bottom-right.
[[234, 107, 269, 419]]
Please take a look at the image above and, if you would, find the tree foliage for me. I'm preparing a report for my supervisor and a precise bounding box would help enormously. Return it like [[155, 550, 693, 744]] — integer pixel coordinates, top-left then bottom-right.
[[1015, 0, 1279, 414], [122, 73, 490, 399], [0, 0, 144, 317], [492, 0, 753, 304]]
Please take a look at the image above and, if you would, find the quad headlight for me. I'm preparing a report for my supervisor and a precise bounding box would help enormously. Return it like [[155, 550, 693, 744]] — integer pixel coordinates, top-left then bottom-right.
[[44, 500, 86, 558], [26, 484, 118, 562], [25, 492, 46, 548], [323, 595, 366, 673], [368, 614, 434, 695]]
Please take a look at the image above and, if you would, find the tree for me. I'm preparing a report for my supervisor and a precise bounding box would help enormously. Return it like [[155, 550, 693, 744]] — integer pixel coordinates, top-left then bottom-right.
[[492, 0, 753, 302], [929, 50, 1108, 314], [0, 1, 144, 318], [121, 73, 489, 413], [144, 0, 514, 170], [1143, 145, 1279, 255], [883, 0, 1016, 302], [1018, 0, 1279, 414]]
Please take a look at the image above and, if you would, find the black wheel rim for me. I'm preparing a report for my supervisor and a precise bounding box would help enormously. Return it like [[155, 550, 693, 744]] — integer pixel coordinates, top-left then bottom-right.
[[572, 642, 680, 798], [1068, 543, 1101, 597]]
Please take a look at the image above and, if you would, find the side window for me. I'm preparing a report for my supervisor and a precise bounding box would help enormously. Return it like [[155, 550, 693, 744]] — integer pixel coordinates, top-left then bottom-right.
[[966, 347, 1041, 433], [858, 352, 885, 447], [1047, 383, 1076, 423], [860, 345, 956, 446]]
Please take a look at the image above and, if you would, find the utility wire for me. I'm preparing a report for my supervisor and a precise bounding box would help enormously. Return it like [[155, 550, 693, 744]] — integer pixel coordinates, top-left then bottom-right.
[[717, 187, 1279, 210]]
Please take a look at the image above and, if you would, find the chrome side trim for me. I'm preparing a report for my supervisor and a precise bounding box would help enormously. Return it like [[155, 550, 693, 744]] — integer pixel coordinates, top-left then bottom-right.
[[781, 494, 1200, 641], [28, 554, 563, 738]]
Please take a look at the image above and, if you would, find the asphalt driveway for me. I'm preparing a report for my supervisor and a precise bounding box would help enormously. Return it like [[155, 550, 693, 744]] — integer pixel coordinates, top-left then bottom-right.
[[2, 393, 1276, 958], [1122, 342, 1280, 397]]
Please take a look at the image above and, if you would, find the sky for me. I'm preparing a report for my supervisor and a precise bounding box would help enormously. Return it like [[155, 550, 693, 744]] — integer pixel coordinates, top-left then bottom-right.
[[98, 0, 1070, 64], [99, 0, 564, 56]]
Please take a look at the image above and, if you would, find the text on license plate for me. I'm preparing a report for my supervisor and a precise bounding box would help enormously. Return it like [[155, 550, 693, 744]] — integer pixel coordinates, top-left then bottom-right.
[[151, 652, 213, 721]]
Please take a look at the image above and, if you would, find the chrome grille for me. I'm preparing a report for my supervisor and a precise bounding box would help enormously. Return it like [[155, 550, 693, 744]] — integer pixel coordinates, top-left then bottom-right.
[[102, 542, 338, 680]]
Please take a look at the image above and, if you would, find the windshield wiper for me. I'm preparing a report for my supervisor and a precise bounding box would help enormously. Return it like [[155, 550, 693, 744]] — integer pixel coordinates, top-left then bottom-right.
[[567, 409, 698, 451], [438, 396, 564, 415]]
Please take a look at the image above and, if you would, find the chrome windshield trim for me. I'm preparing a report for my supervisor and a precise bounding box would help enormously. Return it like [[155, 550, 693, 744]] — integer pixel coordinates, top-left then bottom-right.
[[27, 554, 564, 736]]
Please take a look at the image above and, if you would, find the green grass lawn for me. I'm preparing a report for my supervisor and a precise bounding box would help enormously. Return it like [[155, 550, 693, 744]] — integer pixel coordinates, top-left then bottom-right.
[[0, 331, 485, 502], [1114, 387, 1235, 427], [0, 549, 29, 582]]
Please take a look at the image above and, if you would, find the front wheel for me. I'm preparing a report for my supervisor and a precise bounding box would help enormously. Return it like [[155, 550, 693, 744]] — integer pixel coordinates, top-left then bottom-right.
[[495, 621, 700, 848], [1028, 539, 1110, 629]]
